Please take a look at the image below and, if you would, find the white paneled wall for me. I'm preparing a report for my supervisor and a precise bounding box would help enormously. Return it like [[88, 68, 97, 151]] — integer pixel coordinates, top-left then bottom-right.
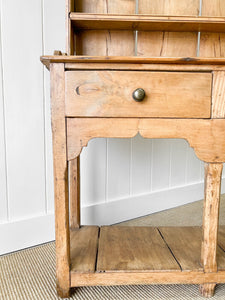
[[0, 0, 225, 255]]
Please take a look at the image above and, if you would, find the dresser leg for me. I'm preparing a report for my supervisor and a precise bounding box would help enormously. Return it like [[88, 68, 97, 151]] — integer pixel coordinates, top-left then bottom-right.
[[51, 64, 70, 298], [69, 157, 80, 229], [199, 283, 216, 298], [199, 163, 223, 298]]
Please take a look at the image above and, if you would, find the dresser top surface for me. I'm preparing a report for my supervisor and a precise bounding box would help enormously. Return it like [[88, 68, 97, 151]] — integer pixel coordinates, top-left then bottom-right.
[[41, 55, 225, 70]]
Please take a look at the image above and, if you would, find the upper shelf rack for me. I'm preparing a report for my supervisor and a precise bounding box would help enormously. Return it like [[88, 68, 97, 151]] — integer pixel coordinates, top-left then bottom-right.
[[70, 13, 225, 32]]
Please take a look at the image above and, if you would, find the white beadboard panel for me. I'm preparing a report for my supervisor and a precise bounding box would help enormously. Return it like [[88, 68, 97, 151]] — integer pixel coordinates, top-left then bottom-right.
[[81, 138, 107, 207], [151, 139, 171, 191], [42, 0, 65, 213], [131, 134, 151, 195], [82, 178, 225, 226], [1, 0, 46, 219], [107, 138, 131, 201], [186, 146, 202, 183], [0, 7, 7, 222], [200, 160, 205, 181], [170, 139, 189, 187], [42, 0, 65, 53], [0, 213, 54, 255]]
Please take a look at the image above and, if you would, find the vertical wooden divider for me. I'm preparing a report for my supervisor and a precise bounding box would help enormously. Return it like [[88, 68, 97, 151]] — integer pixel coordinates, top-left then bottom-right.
[[200, 163, 223, 297], [50, 63, 70, 298], [69, 157, 80, 229], [66, 0, 74, 55], [199, 1, 225, 296]]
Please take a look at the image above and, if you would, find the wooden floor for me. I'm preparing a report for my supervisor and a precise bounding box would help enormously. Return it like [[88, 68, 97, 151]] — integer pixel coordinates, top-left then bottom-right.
[[70, 226, 225, 287]]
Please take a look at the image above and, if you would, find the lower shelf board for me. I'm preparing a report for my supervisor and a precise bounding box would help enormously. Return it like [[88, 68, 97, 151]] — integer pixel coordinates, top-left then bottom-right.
[[70, 225, 225, 287]]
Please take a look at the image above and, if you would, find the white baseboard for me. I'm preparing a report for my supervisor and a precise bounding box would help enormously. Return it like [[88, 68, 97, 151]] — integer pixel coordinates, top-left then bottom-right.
[[81, 178, 225, 226], [0, 213, 55, 256], [1, 179, 225, 255]]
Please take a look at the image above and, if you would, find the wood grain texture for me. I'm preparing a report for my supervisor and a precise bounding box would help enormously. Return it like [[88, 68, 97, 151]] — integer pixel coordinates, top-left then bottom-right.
[[65, 70, 211, 118], [40, 56, 225, 70], [202, 0, 225, 17], [75, 30, 135, 56], [74, 1, 135, 56], [67, 118, 225, 163], [69, 158, 80, 229], [159, 227, 202, 271], [137, 0, 198, 57], [71, 270, 225, 287], [138, 0, 199, 16], [50, 64, 70, 298], [70, 226, 99, 273], [75, 0, 135, 14], [200, 0, 225, 58], [97, 226, 180, 272], [212, 71, 225, 118], [199, 283, 216, 298], [137, 32, 197, 57], [218, 226, 225, 252], [201, 163, 223, 272], [70, 14, 225, 32]]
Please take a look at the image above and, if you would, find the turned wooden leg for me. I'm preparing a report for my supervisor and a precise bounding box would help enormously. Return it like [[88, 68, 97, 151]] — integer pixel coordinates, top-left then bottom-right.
[[69, 157, 80, 229], [51, 64, 70, 298], [199, 163, 223, 298]]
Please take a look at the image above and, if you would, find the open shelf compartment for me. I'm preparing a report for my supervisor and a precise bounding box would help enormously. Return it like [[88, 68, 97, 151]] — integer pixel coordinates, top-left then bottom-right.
[[70, 225, 225, 287]]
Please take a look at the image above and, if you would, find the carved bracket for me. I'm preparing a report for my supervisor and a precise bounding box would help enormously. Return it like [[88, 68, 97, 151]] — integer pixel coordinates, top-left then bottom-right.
[[67, 118, 225, 163]]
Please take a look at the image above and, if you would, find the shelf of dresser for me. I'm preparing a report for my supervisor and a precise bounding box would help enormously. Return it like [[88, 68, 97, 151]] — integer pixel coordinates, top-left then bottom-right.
[[70, 226, 225, 287], [70, 13, 225, 32], [41, 56, 225, 70]]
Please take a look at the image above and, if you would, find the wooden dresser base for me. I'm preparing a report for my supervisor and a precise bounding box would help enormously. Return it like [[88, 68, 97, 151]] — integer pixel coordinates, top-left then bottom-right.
[[44, 61, 225, 299]]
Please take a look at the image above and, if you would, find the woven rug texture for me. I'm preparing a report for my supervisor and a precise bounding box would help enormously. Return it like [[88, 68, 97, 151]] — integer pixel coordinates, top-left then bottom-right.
[[1, 197, 225, 299]]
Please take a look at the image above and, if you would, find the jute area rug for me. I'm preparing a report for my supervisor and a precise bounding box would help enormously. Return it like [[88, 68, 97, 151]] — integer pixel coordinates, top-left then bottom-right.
[[1, 197, 225, 300]]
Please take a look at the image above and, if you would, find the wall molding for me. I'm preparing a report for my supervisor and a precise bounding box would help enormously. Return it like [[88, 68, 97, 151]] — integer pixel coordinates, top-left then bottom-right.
[[0, 213, 55, 255], [81, 179, 225, 226]]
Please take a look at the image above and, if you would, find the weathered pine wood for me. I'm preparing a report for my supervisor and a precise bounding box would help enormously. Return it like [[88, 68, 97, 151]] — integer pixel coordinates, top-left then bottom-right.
[[137, 0, 199, 57], [50, 63, 70, 298], [202, 0, 225, 17], [212, 71, 225, 118], [70, 14, 225, 33], [200, 0, 225, 58], [200, 163, 223, 297], [69, 157, 80, 229], [138, 0, 199, 16], [74, 0, 135, 14], [199, 284, 217, 298], [65, 70, 211, 118], [97, 226, 180, 272], [159, 227, 202, 271], [74, 1, 135, 56], [70, 226, 99, 273], [40, 56, 225, 70], [67, 118, 225, 163], [64, 62, 225, 72], [218, 226, 225, 252], [71, 270, 225, 287]]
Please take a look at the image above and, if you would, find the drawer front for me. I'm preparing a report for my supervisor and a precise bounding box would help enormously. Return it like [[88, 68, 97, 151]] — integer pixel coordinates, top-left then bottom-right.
[[65, 71, 212, 118]]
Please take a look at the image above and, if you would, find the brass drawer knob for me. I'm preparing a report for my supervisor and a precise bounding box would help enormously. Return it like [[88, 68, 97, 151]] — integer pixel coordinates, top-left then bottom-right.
[[132, 88, 145, 102]]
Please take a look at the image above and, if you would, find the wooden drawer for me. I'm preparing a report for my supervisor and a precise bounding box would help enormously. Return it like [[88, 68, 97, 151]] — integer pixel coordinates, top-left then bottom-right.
[[65, 71, 212, 118]]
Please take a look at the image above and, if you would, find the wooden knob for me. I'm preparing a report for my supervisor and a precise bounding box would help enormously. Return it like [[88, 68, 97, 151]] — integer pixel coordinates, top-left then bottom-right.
[[132, 88, 145, 102]]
